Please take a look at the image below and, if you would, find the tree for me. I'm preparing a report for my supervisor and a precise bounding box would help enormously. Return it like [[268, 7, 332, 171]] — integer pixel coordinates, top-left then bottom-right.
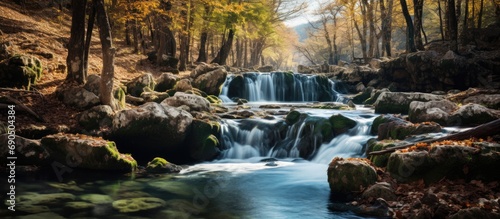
[[66, 0, 87, 84], [401, 0, 417, 52], [448, 0, 458, 52], [380, 0, 394, 56], [413, 0, 425, 50]]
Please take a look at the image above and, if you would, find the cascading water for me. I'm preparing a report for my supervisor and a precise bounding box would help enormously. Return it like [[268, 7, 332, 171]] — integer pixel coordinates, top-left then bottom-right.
[[219, 72, 344, 103], [218, 111, 375, 163]]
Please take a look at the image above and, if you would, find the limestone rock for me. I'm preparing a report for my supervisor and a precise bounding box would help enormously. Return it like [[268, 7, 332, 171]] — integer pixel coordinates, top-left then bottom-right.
[[155, 73, 178, 92], [257, 65, 274, 72], [162, 92, 210, 112], [373, 114, 442, 140], [361, 182, 397, 201], [0, 134, 49, 166], [374, 92, 444, 114], [126, 73, 156, 97], [450, 103, 500, 126], [146, 157, 182, 173], [110, 102, 193, 160], [0, 54, 43, 89], [463, 94, 500, 110], [327, 157, 377, 194], [78, 105, 115, 131], [41, 133, 137, 171], [193, 67, 227, 96], [173, 78, 193, 92], [59, 87, 100, 109], [408, 100, 457, 125]]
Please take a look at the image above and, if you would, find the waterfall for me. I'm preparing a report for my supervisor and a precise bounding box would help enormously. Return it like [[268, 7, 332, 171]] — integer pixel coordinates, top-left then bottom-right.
[[219, 72, 344, 103], [218, 113, 375, 163]]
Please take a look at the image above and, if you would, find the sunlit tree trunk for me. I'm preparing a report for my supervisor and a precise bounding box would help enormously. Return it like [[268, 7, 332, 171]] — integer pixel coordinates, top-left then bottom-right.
[[438, 0, 445, 40], [66, 0, 87, 84], [212, 29, 234, 65]]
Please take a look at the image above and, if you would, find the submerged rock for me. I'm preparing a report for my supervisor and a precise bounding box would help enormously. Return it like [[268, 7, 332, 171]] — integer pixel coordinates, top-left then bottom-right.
[[146, 157, 182, 173], [112, 197, 166, 213], [327, 157, 377, 195], [41, 133, 137, 171]]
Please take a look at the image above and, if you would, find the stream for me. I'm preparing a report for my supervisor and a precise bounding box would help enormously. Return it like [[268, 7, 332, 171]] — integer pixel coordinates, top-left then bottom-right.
[[8, 72, 381, 219]]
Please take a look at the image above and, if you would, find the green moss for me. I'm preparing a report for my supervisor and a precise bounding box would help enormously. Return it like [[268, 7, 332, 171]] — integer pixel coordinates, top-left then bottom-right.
[[187, 120, 221, 161], [367, 140, 396, 167], [329, 114, 357, 135], [114, 87, 126, 109], [186, 88, 207, 97], [207, 95, 222, 104], [285, 111, 301, 125], [147, 157, 169, 170]]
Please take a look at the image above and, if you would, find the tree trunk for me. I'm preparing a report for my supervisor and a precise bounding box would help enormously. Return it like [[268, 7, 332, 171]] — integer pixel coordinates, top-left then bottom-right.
[[438, 0, 445, 40], [212, 29, 234, 65], [132, 20, 139, 53], [365, 0, 376, 58], [83, 1, 96, 80], [461, 0, 469, 45], [448, 0, 459, 52], [401, 0, 417, 52], [66, 0, 87, 84], [477, 0, 484, 28], [196, 32, 208, 63], [95, 0, 116, 110], [380, 0, 394, 57], [413, 0, 425, 50]]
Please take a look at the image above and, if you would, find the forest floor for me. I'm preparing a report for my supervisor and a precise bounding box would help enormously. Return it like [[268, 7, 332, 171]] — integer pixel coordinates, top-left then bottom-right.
[[0, 1, 189, 132]]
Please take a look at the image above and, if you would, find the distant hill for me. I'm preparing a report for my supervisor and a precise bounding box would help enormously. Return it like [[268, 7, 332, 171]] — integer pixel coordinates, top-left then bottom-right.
[[292, 21, 321, 42]]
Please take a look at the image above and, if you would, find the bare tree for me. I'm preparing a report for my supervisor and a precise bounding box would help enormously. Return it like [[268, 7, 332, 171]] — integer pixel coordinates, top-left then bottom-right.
[[66, 0, 87, 84]]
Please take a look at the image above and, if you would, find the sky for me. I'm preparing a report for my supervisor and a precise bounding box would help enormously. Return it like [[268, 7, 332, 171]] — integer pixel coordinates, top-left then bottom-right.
[[283, 0, 322, 27]]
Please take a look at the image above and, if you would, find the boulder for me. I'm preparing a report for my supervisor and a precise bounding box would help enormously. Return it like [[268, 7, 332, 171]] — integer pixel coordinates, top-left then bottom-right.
[[361, 182, 397, 201], [83, 74, 101, 95], [0, 134, 49, 166], [110, 102, 192, 161], [372, 114, 442, 140], [78, 105, 115, 131], [327, 157, 377, 194], [0, 54, 43, 90], [162, 92, 210, 112], [146, 157, 182, 173], [126, 73, 156, 97], [207, 95, 223, 104], [173, 78, 193, 92], [374, 92, 444, 114], [112, 197, 166, 213], [192, 67, 227, 96], [257, 65, 274, 72], [352, 87, 374, 104], [59, 87, 100, 109], [140, 90, 170, 103], [329, 114, 357, 135], [366, 139, 400, 167], [408, 100, 457, 125], [285, 110, 302, 125], [387, 145, 500, 183], [450, 103, 500, 126], [463, 94, 500, 110], [155, 73, 178, 92], [186, 119, 221, 161], [41, 133, 137, 171]]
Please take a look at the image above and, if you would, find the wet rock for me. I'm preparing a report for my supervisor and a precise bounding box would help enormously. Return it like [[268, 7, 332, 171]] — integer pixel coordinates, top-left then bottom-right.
[[186, 119, 221, 161], [126, 73, 156, 97], [162, 92, 210, 112], [374, 92, 444, 114], [64, 201, 95, 212], [374, 115, 442, 140], [78, 105, 115, 131], [192, 63, 228, 95], [285, 110, 301, 125], [366, 139, 400, 167], [352, 87, 374, 104], [17, 193, 76, 206], [112, 197, 166, 213], [41, 133, 137, 171], [0, 54, 43, 90], [0, 134, 49, 166], [450, 103, 500, 126], [463, 94, 500, 110], [155, 73, 178, 92], [110, 102, 192, 161], [361, 182, 396, 201], [409, 100, 457, 125], [146, 157, 182, 173], [58, 86, 100, 109], [327, 157, 377, 195], [329, 114, 357, 135]]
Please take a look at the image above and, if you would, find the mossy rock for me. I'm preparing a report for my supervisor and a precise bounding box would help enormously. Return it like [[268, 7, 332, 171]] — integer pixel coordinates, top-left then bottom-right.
[[64, 201, 95, 212], [80, 194, 113, 205], [352, 87, 374, 104], [207, 95, 222, 104], [185, 88, 208, 97], [366, 139, 398, 167], [41, 133, 137, 171], [126, 73, 156, 97], [329, 114, 357, 135], [16, 193, 76, 206], [0, 54, 43, 90], [327, 158, 377, 194], [186, 119, 221, 161], [146, 157, 182, 173], [285, 110, 301, 125], [112, 197, 166, 213], [114, 87, 127, 110], [227, 75, 245, 99]]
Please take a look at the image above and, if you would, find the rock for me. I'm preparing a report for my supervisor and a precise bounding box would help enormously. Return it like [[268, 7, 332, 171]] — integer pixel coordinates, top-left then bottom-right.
[[17, 212, 65, 219], [327, 157, 377, 195], [374, 92, 444, 114], [352, 87, 374, 104], [361, 182, 397, 201], [59, 86, 100, 109], [112, 197, 166, 213], [140, 90, 170, 103], [297, 64, 319, 74], [83, 74, 101, 95], [363, 88, 389, 105], [0, 134, 49, 166], [126, 73, 156, 97], [162, 92, 210, 112], [374, 115, 442, 140], [285, 110, 302, 125], [186, 119, 221, 161], [450, 103, 500, 126], [329, 114, 357, 135], [257, 65, 274, 72], [78, 105, 115, 131], [110, 102, 192, 162], [41, 133, 137, 171], [190, 63, 228, 95], [463, 94, 500, 110], [386, 150, 432, 183], [17, 193, 76, 206], [355, 82, 366, 92], [366, 139, 400, 167], [0, 54, 43, 90], [173, 78, 193, 92], [207, 95, 222, 104], [64, 202, 95, 212], [408, 100, 457, 125], [146, 157, 182, 173], [155, 73, 178, 92], [448, 207, 500, 219], [80, 194, 113, 204], [369, 58, 382, 69]]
